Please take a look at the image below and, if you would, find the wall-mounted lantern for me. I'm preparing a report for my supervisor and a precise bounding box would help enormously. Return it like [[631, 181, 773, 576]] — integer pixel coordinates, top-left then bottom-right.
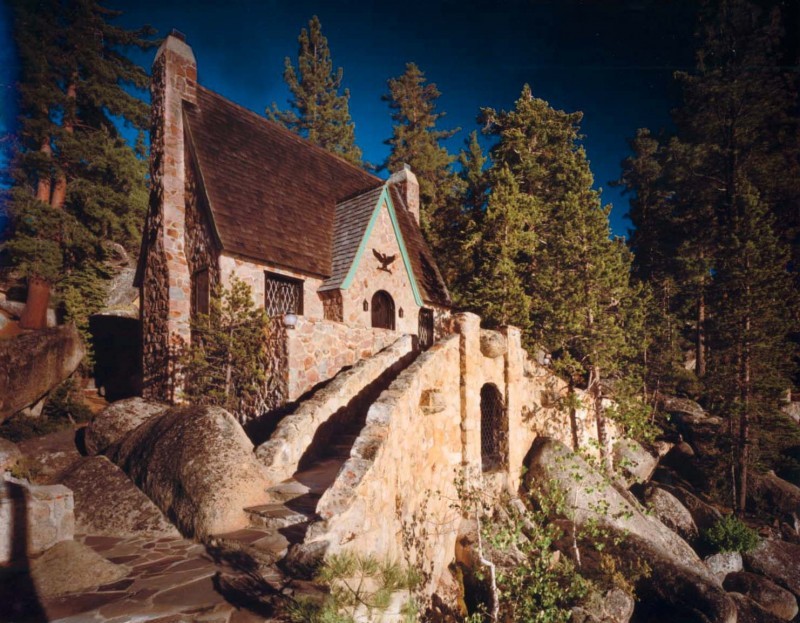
[[283, 313, 298, 330], [398, 307, 404, 318], [363, 300, 369, 312]]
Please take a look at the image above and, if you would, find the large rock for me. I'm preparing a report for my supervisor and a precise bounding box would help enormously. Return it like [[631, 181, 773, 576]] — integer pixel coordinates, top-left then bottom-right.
[[704, 552, 743, 582], [479, 330, 507, 358], [30, 540, 128, 598], [724, 572, 798, 621], [0, 324, 84, 421], [613, 439, 660, 485], [657, 393, 706, 419], [644, 485, 699, 543], [744, 539, 800, 598], [728, 592, 788, 623], [659, 483, 723, 532], [60, 456, 179, 537], [749, 472, 800, 524], [109, 405, 271, 539], [84, 397, 168, 455], [525, 438, 736, 623], [0, 438, 21, 472]]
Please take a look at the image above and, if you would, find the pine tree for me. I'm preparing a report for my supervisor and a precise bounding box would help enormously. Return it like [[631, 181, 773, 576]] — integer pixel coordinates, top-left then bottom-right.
[[382, 62, 458, 244], [268, 16, 361, 165], [5, 0, 154, 331], [480, 86, 648, 454], [462, 164, 534, 334]]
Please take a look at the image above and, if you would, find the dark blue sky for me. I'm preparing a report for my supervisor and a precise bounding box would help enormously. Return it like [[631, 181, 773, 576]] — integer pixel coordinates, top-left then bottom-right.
[[2, 0, 699, 236]]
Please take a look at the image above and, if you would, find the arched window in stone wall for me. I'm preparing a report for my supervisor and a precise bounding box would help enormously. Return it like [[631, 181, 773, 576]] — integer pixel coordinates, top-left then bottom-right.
[[480, 383, 507, 472], [371, 290, 395, 330]]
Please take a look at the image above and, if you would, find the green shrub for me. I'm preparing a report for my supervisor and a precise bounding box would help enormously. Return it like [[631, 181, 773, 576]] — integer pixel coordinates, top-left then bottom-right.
[[703, 515, 760, 554]]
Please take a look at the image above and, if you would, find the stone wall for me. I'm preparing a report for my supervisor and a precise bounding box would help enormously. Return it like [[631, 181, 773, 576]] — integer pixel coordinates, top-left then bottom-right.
[[184, 143, 220, 304], [218, 254, 325, 320], [0, 478, 74, 563], [285, 317, 400, 402], [256, 334, 415, 485], [307, 335, 464, 596], [341, 197, 422, 335]]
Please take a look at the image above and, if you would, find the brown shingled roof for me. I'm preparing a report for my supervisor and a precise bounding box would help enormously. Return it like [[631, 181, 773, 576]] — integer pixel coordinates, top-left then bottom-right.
[[181, 85, 450, 306], [184, 86, 380, 277]]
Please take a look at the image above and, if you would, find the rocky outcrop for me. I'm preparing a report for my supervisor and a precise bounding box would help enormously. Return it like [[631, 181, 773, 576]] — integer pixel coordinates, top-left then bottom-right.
[[613, 439, 660, 485], [658, 483, 723, 532], [656, 393, 706, 419], [109, 405, 271, 539], [0, 439, 21, 472], [744, 539, 800, 598], [749, 472, 800, 525], [724, 572, 798, 621], [84, 397, 169, 456], [728, 592, 789, 623], [644, 485, 699, 543], [61, 456, 179, 537], [0, 324, 84, 421], [525, 438, 736, 623], [30, 540, 128, 598]]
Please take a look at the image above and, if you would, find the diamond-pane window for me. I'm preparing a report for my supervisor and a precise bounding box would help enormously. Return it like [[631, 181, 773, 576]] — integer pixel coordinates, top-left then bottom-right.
[[264, 272, 303, 317]]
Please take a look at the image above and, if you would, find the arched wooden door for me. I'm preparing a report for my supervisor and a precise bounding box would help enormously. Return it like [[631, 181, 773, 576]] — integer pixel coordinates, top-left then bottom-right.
[[371, 290, 395, 330]]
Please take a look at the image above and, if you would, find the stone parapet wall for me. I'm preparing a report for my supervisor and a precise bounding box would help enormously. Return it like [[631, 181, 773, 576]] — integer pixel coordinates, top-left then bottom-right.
[[255, 335, 415, 485], [307, 335, 463, 596], [285, 318, 400, 402], [0, 477, 74, 563]]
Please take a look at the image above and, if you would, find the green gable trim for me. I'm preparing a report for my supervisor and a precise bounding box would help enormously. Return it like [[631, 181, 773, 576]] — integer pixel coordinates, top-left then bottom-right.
[[339, 185, 423, 307]]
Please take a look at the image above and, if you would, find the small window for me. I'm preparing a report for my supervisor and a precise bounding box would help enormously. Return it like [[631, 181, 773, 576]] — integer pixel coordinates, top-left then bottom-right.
[[265, 272, 304, 317], [192, 268, 210, 316]]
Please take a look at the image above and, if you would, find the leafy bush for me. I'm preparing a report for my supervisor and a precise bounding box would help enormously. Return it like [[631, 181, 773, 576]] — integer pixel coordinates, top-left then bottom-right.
[[703, 515, 760, 554]]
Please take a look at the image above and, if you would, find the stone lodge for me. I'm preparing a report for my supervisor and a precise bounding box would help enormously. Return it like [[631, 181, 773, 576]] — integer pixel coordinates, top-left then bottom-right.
[[135, 31, 451, 408]]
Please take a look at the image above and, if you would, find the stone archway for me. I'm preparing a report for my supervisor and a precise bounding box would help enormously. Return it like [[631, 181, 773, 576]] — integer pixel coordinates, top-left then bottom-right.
[[480, 383, 507, 472], [371, 290, 395, 330]]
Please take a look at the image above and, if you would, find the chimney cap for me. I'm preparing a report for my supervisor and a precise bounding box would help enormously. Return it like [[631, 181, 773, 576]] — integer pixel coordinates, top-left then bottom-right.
[[169, 28, 187, 42], [402, 162, 412, 172]]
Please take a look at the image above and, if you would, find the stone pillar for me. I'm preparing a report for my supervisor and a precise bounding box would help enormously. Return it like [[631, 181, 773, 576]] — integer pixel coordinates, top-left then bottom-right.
[[454, 312, 481, 484], [142, 31, 196, 400], [388, 164, 420, 225], [501, 325, 524, 493]]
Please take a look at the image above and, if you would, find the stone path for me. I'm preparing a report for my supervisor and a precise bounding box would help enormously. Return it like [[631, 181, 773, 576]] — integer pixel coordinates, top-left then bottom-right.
[[1, 533, 287, 622]]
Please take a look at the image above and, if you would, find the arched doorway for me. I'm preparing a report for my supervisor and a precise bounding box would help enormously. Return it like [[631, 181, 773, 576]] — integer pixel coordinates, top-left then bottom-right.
[[480, 383, 507, 472], [371, 290, 395, 330]]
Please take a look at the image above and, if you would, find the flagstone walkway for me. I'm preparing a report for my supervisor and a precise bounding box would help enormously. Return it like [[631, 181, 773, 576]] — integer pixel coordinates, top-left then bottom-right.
[[3, 532, 291, 622]]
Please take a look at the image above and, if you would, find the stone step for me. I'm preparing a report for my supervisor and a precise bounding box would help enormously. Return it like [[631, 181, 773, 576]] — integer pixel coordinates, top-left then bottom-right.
[[208, 527, 290, 568], [284, 492, 321, 516], [267, 479, 311, 503], [245, 503, 310, 530]]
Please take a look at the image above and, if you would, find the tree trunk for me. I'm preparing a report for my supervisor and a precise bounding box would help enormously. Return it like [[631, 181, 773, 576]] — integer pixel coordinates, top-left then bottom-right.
[[35, 138, 53, 203], [19, 276, 51, 329], [590, 364, 612, 472], [50, 79, 76, 210], [696, 288, 706, 378], [737, 315, 751, 513]]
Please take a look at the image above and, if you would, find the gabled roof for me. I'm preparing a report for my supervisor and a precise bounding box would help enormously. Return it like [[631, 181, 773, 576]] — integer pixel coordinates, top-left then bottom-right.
[[184, 86, 380, 277], [320, 185, 451, 307]]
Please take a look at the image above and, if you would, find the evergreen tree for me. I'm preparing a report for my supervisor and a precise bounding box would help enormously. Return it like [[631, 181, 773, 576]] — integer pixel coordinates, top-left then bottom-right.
[[5, 0, 154, 332], [382, 62, 458, 245], [462, 164, 534, 334], [480, 86, 648, 454], [182, 277, 270, 423], [268, 16, 361, 165]]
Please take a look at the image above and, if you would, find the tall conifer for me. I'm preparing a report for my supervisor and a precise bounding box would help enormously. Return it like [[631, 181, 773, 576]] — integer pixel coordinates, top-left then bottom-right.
[[5, 0, 155, 331], [382, 63, 458, 246], [268, 16, 361, 165]]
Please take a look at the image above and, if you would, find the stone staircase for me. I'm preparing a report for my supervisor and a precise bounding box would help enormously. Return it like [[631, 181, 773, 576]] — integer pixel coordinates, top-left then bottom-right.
[[209, 347, 417, 579]]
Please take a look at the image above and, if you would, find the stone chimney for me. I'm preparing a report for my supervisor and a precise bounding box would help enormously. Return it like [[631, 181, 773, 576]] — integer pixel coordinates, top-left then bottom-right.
[[389, 163, 420, 225], [141, 30, 196, 400]]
